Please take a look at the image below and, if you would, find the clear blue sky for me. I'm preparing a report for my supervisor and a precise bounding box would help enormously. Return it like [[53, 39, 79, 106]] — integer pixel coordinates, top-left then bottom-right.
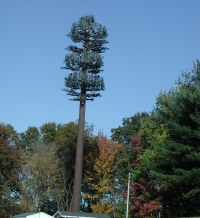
[[1, 0, 200, 137]]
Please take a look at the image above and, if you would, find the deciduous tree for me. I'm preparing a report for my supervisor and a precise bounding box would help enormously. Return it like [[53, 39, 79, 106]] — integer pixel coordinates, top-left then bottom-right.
[[111, 112, 149, 145], [83, 135, 119, 215], [128, 136, 162, 218], [20, 142, 63, 214], [0, 124, 23, 217], [18, 126, 40, 153]]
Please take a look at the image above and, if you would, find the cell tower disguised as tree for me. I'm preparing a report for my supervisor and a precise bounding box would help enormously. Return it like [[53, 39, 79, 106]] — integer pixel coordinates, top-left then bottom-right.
[[63, 15, 108, 211]]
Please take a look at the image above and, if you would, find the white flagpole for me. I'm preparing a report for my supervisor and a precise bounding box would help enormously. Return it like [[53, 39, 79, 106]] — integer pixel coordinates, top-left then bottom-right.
[[126, 173, 131, 218]]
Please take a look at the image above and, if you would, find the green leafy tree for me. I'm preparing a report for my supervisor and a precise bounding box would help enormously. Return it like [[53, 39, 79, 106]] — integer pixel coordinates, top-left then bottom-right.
[[110, 113, 150, 214], [139, 116, 169, 148], [62, 15, 108, 211], [54, 122, 78, 211], [111, 112, 149, 145], [18, 126, 40, 153], [55, 122, 94, 211], [40, 122, 57, 144]]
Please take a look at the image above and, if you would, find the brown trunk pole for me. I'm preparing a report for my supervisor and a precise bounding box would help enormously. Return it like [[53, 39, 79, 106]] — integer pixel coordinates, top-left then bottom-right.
[[72, 98, 86, 211]]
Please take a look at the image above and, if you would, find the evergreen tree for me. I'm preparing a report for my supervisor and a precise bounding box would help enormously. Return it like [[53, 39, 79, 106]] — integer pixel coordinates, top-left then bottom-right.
[[62, 15, 108, 211], [152, 60, 200, 217]]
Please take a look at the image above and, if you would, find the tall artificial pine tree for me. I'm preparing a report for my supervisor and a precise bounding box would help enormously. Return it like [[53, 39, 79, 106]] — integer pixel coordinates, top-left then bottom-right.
[[63, 15, 108, 211]]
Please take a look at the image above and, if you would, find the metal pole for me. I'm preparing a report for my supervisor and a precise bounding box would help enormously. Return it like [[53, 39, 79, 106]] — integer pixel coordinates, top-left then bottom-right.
[[126, 173, 131, 218]]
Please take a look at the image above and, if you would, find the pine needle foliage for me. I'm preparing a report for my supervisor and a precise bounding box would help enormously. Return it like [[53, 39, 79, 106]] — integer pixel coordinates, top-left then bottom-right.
[[152, 60, 200, 217], [63, 15, 108, 102], [62, 15, 108, 211]]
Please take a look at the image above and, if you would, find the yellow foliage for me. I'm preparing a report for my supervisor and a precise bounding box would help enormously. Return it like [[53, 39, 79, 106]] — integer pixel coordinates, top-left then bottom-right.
[[21, 142, 64, 211], [91, 201, 114, 215], [83, 135, 122, 209]]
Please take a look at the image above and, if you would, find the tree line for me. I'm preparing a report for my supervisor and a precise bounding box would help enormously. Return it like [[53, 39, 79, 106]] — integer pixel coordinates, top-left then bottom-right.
[[1, 60, 200, 217]]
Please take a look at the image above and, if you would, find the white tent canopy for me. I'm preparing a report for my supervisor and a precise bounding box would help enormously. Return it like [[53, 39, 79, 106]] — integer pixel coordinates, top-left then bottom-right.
[[12, 212, 53, 218]]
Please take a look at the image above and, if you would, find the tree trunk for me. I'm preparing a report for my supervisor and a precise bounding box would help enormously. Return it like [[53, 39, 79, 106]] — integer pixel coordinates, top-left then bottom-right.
[[72, 98, 86, 211]]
